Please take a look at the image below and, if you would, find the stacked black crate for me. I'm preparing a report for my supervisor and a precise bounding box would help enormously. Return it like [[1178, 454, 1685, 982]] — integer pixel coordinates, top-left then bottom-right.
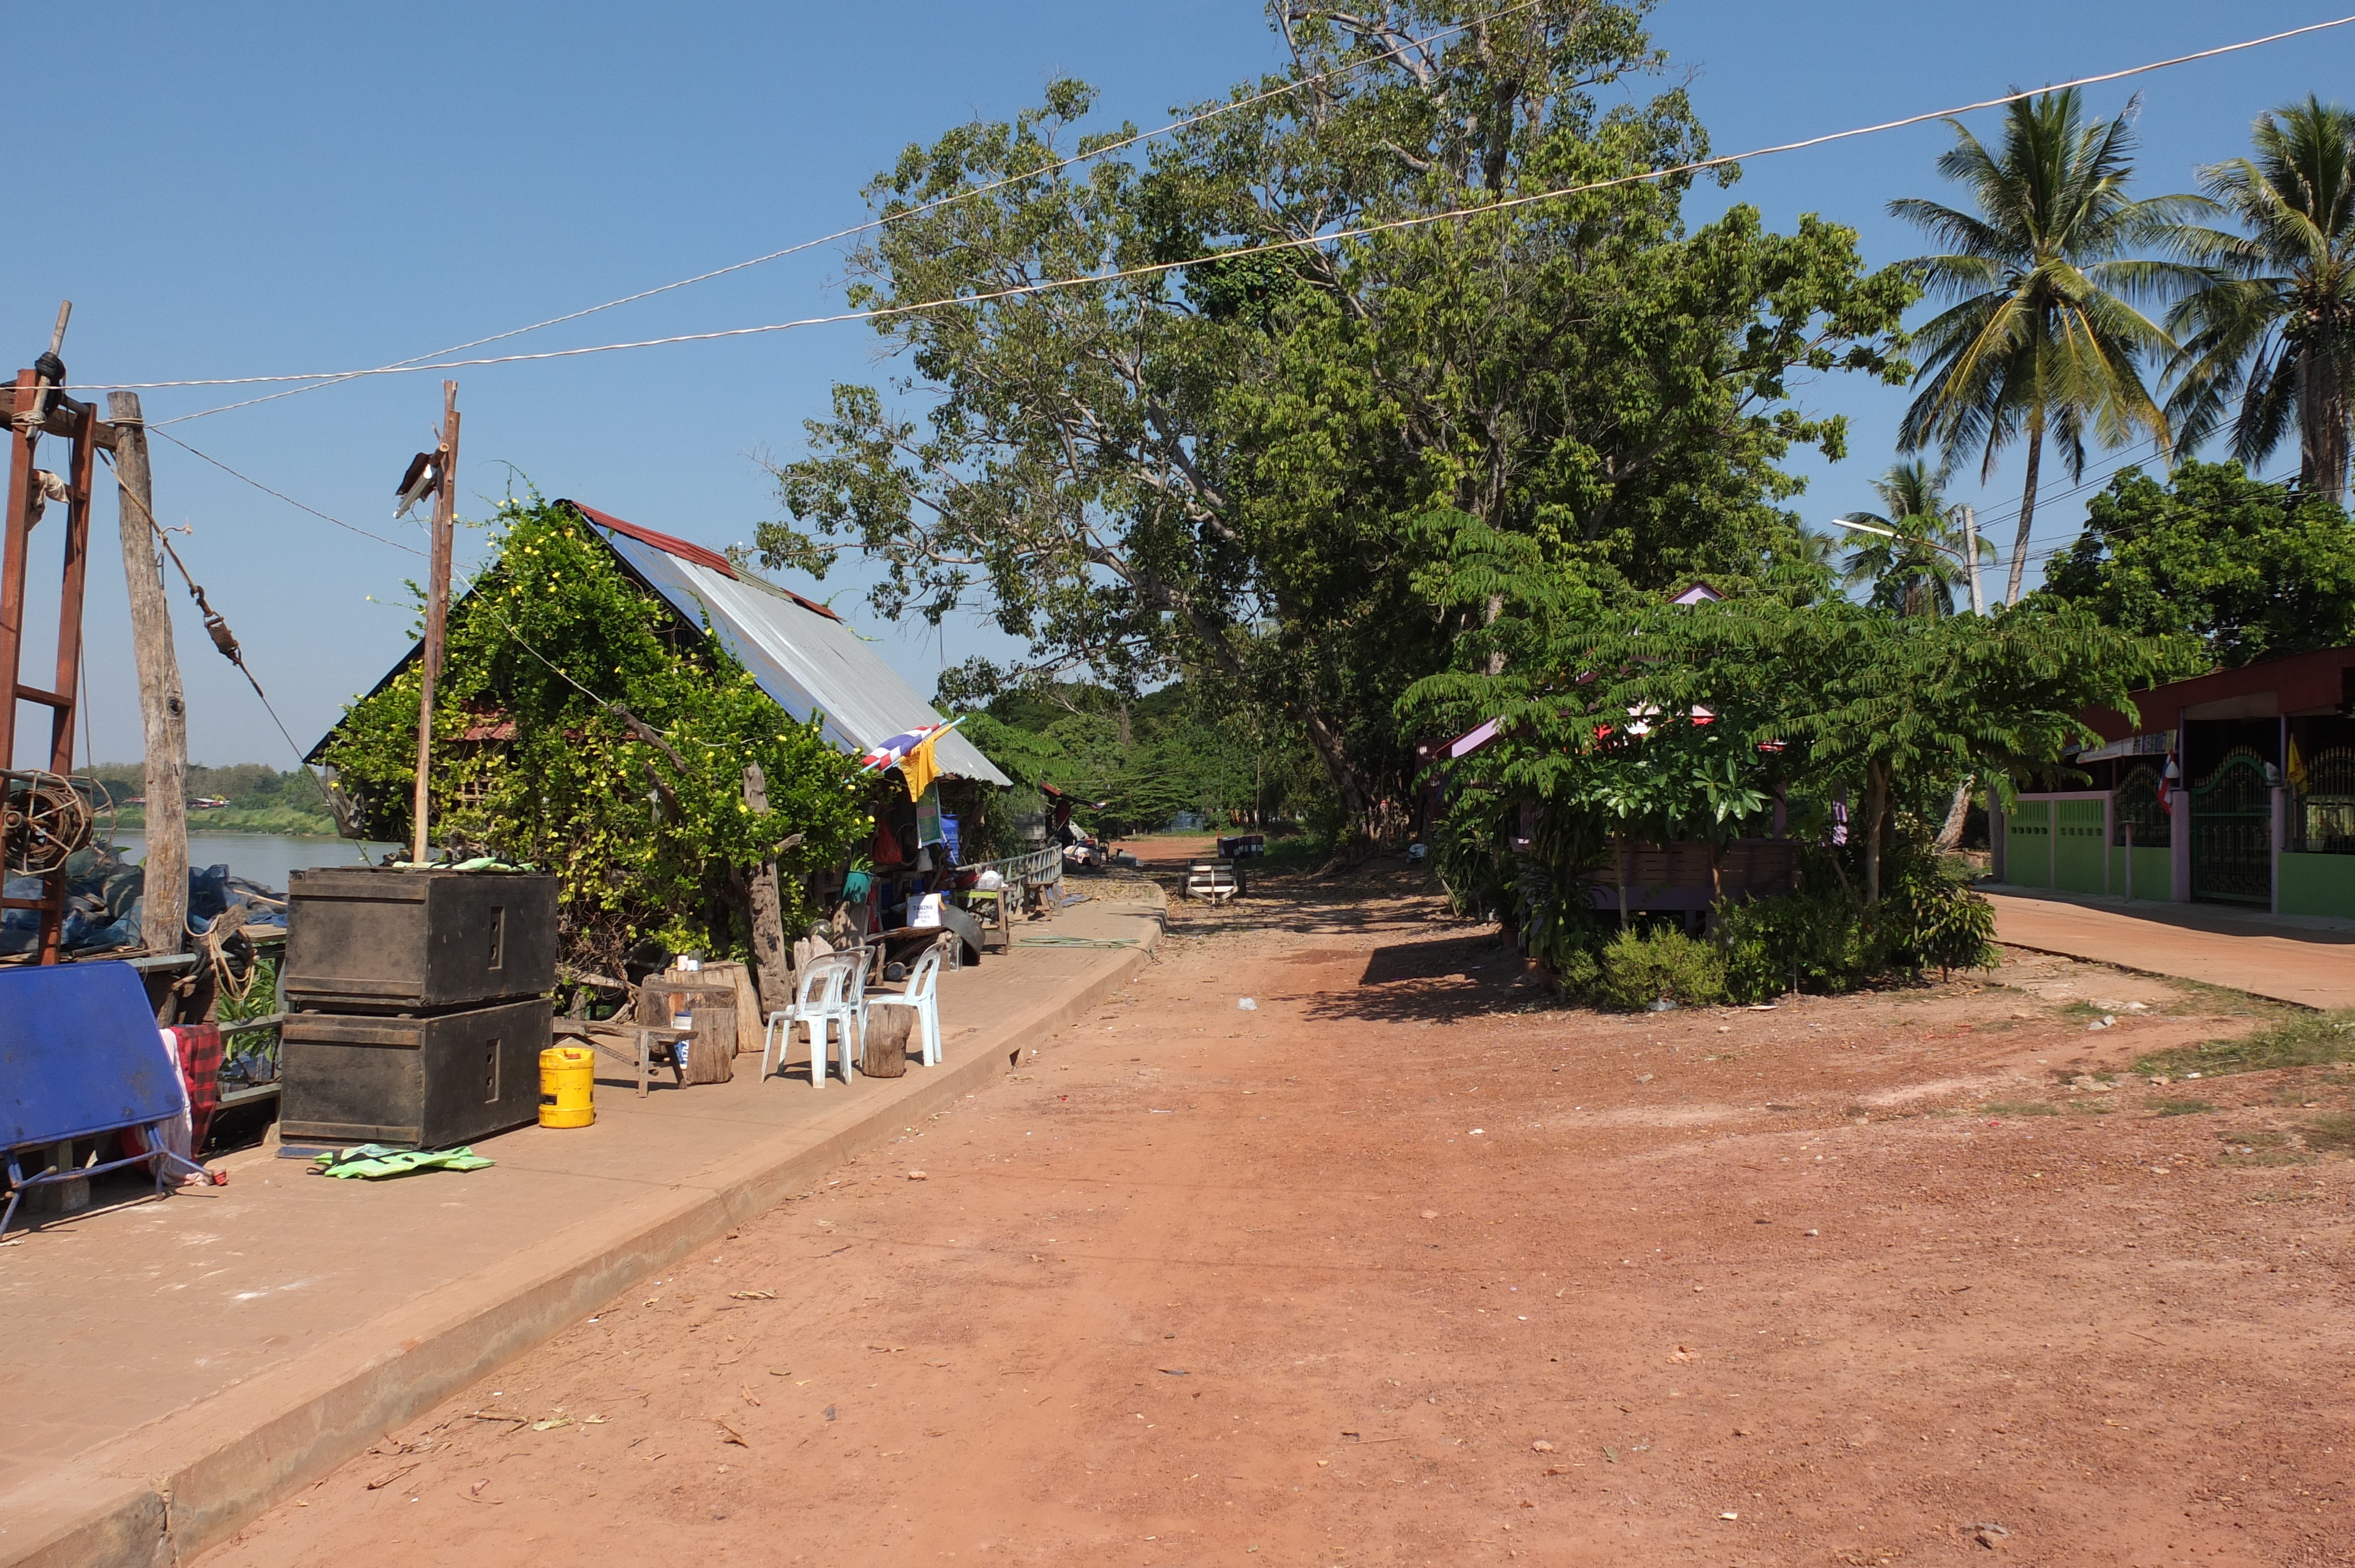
[[278, 869, 559, 1149]]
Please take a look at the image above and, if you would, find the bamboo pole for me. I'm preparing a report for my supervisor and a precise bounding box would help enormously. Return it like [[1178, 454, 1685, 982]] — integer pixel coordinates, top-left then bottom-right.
[[411, 382, 459, 865]]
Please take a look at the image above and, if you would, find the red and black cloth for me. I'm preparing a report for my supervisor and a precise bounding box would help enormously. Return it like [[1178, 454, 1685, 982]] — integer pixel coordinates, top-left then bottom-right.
[[167, 1023, 224, 1152]]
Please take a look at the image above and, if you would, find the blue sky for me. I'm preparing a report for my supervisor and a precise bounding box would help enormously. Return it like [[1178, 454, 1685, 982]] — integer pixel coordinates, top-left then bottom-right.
[[10, 1, 2353, 768]]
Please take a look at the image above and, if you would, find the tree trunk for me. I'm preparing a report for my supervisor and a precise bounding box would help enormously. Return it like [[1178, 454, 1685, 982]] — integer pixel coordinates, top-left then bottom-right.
[[740, 764, 792, 1017], [2298, 344, 2350, 506], [107, 393, 190, 963], [861, 1005, 913, 1077], [1862, 762, 1890, 906], [1935, 778, 1972, 854], [2005, 427, 2042, 604], [1299, 706, 1371, 838]]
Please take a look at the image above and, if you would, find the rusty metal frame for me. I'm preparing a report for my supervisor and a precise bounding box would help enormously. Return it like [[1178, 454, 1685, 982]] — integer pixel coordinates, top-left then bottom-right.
[[1, 370, 119, 963]]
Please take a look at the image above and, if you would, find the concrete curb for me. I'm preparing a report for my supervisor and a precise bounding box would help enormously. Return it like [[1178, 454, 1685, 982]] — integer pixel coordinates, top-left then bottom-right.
[[1990, 938, 2324, 1011], [4, 913, 1158, 1568]]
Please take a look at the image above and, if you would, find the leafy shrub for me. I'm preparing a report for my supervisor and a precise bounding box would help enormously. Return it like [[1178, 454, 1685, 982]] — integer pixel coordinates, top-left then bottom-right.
[[1569, 926, 1727, 1011], [1716, 845, 1996, 1001], [1431, 806, 1514, 923], [1719, 886, 1878, 1002], [1880, 852, 1999, 979]]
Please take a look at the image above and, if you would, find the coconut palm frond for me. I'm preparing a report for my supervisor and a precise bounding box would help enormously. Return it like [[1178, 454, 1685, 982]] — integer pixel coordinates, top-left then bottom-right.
[[1893, 88, 2204, 600], [2167, 95, 2355, 496]]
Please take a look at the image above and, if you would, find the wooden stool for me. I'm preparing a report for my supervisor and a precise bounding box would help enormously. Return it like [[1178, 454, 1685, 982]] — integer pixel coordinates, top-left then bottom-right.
[[553, 1018, 693, 1098]]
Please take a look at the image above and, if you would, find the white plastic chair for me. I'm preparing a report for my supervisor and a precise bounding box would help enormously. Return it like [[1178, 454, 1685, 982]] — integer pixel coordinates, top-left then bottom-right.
[[761, 952, 861, 1085], [841, 941, 877, 1057], [868, 936, 949, 1068]]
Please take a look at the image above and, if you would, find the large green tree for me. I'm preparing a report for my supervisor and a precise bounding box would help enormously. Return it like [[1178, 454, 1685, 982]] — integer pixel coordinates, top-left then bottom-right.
[[964, 681, 1279, 836], [2041, 459, 2355, 669], [2166, 97, 2355, 503], [757, 1, 1909, 841], [1891, 88, 2204, 603]]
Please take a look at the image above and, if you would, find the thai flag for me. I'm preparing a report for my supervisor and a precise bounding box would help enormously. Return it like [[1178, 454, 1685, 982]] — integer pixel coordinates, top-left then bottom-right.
[[857, 719, 957, 773]]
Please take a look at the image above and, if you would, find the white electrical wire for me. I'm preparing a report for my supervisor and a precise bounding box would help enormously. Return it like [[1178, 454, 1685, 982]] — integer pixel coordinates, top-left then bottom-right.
[[69, 12, 2355, 397], [149, 0, 1548, 426]]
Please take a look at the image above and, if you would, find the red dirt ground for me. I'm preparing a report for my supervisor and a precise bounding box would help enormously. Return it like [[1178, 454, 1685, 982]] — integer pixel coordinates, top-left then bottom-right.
[[200, 849, 2355, 1567]]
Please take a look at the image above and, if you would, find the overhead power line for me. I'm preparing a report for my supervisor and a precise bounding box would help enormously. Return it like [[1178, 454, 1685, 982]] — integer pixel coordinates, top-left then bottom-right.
[[148, 427, 426, 555], [150, 0, 1548, 427], [71, 12, 2355, 397]]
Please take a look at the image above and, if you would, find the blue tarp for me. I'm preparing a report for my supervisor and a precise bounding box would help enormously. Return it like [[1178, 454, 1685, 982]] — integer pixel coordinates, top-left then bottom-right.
[[1, 850, 284, 956], [0, 961, 185, 1149]]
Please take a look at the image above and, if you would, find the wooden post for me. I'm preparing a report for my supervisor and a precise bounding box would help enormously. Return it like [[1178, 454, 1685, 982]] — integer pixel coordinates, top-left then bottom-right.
[[107, 392, 190, 958], [742, 763, 792, 1016], [410, 381, 459, 864]]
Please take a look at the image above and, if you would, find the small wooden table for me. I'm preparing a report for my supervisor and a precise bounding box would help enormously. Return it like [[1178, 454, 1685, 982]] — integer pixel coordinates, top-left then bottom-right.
[[552, 1018, 693, 1098]]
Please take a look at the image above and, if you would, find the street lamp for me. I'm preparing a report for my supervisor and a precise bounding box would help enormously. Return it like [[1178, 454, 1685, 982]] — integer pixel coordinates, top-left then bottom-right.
[[1824, 504, 1987, 614]]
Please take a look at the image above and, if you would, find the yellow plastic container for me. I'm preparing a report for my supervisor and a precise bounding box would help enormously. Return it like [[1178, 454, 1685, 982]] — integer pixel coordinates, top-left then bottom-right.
[[538, 1045, 595, 1128]]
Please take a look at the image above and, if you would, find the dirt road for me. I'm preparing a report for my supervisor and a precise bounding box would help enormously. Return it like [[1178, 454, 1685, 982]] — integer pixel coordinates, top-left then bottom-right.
[[202, 860, 2355, 1567]]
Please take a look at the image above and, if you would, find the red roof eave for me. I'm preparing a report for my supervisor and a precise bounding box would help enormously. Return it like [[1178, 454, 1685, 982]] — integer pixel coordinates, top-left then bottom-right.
[[2083, 643, 2355, 742], [560, 500, 739, 579]]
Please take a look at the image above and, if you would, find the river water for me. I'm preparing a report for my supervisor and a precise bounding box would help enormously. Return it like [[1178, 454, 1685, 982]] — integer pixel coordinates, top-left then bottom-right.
[[112, 831, 393, 893]]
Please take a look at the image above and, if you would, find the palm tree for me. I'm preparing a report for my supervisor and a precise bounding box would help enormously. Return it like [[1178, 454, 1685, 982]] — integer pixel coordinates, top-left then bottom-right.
[[1838, 460, 1999, 852], [1891, 89, 2205, 603], [1836, 460, 1991, 617], [2165, 97, 2355, 503], [1772, 524, 1844, 579]]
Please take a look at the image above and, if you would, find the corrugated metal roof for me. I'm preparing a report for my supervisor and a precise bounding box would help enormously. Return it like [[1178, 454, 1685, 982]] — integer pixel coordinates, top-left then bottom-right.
[[569, 503, 1011, 787]]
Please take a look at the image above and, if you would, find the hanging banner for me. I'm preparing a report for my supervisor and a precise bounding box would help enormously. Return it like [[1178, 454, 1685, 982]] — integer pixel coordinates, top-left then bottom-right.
[[915, 783, 944, 847]]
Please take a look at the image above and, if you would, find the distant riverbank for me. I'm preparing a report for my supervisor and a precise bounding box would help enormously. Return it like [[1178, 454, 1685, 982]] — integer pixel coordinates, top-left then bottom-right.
[[111, 803, 339, 836], [113, 831, 390, 891]]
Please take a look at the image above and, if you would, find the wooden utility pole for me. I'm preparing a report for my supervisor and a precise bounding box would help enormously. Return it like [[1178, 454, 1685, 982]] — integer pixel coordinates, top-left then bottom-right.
[[410, 381, 459, 865], [1936, 503, 1990, 852], [1960, 504, 1985, 616], [107, 391, 188, 956]]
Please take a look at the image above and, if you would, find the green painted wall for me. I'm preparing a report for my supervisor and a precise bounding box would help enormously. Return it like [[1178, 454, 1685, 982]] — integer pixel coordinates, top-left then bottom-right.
[[2278, 852, 2355, 919], [2107, 846, 2172, 900], [2004, 802, 2052, 887], [2055, 800, 2107, 893]]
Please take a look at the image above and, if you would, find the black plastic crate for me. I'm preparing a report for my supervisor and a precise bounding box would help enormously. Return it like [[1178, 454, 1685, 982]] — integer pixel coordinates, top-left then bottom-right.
[[278, 998, 550, 1148], [284, 867, 555, 1014]]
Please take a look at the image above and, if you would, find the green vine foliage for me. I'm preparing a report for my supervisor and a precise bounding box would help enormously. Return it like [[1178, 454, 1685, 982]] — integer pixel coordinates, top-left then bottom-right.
[[319, 497, 870, 976]]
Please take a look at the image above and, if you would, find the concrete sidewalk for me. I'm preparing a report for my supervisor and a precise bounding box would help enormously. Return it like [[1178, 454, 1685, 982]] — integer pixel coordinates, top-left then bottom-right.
[[0, 884, 1163, 1568], [1986, 885, 2355, 1011]]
